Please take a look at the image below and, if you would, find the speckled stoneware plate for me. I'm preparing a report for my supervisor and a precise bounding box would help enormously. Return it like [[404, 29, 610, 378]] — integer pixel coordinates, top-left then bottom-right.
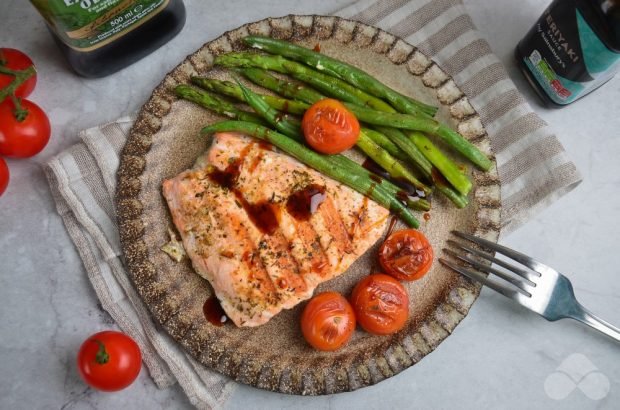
[[115, 15, 501, 395]]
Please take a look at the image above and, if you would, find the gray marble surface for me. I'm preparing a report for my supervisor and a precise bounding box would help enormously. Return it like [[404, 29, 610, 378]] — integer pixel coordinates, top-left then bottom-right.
[[1, 0, 619, 409]]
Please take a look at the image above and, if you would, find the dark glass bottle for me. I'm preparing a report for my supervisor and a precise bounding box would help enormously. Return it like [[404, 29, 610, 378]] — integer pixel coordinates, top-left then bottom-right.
[[30, 0, 186, 78], [515, 0, 619, 107]]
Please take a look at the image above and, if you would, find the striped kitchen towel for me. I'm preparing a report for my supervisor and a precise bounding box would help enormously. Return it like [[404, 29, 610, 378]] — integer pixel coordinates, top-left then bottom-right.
[[45, 0, 581, 408]]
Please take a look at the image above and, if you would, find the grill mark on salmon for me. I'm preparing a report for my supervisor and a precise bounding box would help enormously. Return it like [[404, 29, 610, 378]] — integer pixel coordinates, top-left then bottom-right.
[[277, 211, 329, 281], [163, 133, 389, 327], [260, 233, 309, 301], [317, 196, 354, 254]]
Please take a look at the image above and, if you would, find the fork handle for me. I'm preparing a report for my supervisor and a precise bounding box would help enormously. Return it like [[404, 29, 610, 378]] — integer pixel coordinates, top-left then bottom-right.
[[570, 304, 620, 343]]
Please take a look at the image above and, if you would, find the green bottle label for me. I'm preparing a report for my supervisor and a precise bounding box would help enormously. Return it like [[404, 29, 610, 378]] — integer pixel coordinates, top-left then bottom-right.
[[31, 0, 168, 51]]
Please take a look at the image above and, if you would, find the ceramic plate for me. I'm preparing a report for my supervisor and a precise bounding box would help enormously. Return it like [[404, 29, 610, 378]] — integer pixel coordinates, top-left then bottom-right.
[[116, 15, 501, 395]]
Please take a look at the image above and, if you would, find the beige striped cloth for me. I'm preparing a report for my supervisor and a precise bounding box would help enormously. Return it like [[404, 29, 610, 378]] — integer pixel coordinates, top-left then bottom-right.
[[45, 0, 581, 408]]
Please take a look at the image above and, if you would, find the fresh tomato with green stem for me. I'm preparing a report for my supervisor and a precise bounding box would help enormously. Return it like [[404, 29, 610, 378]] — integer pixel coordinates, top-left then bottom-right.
[[77, 330, 142, 392], [0, 48, 37, 100], [0, 157, 9, 197], [379, 229, 433, 281], [351, 273, 409, 335], [301, 291, 356, 351], [0, 99, 50, 158], [301, 98, 360, 154]]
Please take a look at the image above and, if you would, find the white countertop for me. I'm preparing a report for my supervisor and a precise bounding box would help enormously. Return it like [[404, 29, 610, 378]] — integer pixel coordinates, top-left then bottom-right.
[[1, 0, 619, 409]]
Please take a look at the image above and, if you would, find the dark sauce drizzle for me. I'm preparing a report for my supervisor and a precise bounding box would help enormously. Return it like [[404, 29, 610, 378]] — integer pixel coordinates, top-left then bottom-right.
[[274, 111, 286, 123], [286, 184, 327, 221], [362, 158, 426, 199], [386, 215, 398, 238], [431, 166, 449, 187], [207, 142, 280, 235], [281, 100, 290, 114], [203, 296, 228, 326]]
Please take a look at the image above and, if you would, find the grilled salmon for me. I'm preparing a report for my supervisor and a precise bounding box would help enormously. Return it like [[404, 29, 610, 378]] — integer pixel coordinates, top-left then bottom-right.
[[162, 132, 389, 327]]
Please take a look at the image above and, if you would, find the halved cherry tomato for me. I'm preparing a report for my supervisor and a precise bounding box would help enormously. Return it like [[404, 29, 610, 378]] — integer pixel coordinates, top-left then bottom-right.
[[0, 48, 37, 100], [0, 157, 9, 197], [351, 274, 409, 335], [379, 229, 433, 281], [0, 99, 50, 158], [301, 291, 356, 351], [301, 98, 360, 154], [77, 330, 142, 392]]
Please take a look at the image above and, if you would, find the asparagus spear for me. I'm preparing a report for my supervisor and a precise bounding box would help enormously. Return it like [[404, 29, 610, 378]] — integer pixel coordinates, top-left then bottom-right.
[[191, 76, 310, 115], [346, 104, 493, 172], [240, 67, 324, 104], [374, 125, 471, 196], [174, 85, 266, 124], [243, 36, 438, 116], [360, 128, 409, 162], [409, 132, 471, 196], [215, 53, 398, 113], [201, 121, 421, 228], [377, 126, 469, 207]]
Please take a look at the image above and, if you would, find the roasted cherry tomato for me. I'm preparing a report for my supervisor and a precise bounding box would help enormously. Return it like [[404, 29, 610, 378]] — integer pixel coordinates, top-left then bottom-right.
[[351, 273, 409, 335], [77, 331, 142, 392], [0, 157, 9, 197], [301, 98, 360, 154], [301, 291, 356, 351], [0, 48, 37, 100], [0, 99, 50, 158], [379, 229, 433, 281]]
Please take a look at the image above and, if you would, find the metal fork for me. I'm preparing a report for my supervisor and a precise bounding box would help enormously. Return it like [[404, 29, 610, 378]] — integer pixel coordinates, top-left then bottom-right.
[[440, 230, 620, 342]]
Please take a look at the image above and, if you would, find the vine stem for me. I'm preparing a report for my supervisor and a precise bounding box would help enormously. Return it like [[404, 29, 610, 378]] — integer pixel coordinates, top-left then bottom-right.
[[0, 64, 36, 121]]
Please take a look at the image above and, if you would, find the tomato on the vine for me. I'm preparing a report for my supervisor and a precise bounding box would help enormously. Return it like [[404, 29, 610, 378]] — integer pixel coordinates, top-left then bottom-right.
[[379, 229, 434, 281], [0, 48, 37, 100], [301, 291, 356, 351], [0, 157, 9, 197], [351, 273, 409, 335], [77, 331, 142, 392], [0, 99, 50, 158]]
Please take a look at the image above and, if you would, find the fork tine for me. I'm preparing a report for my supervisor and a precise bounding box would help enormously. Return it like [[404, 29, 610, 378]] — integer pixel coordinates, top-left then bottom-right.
[[439, 258, 520, 301], [442, 248, 532, 296], [446, 240, 538, 285], [452, 231, 555, 277]]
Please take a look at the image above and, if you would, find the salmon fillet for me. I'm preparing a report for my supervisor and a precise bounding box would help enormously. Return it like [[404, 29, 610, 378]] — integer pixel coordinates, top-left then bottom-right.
[[162, 133, 389, 327]]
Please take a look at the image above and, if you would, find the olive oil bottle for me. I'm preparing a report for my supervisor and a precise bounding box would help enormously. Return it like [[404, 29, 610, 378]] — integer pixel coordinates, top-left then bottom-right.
[[30, 0, 186, 78]]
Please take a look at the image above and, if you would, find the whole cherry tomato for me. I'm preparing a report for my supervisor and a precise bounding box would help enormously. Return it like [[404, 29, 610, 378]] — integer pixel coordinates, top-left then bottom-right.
[[0, 157, 9, 197], [301, 98, 360, 154], [379, 229, 433, 281], [77, 331, 142, 392], [301, 291, 356, 351], [0, 99, 50, 158], [0, 48, 37, 100], [351, 273, 409, 335]]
